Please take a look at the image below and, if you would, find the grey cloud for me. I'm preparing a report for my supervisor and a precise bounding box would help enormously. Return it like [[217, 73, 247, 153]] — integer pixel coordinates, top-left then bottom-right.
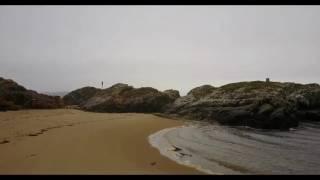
[[0, 6, 319, 95]]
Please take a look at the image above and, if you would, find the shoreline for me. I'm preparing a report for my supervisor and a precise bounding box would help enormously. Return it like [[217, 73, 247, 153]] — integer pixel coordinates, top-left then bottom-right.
[[148, 120, 320, 175], [148, 126, 218, 175], [0, 109, 202, 174]]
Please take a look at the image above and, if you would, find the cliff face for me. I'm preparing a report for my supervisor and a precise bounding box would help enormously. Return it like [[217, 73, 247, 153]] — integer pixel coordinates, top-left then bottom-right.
[[0, 77, 63, 111], [64, 83, 180, 113], [165, 81, 320, 130]]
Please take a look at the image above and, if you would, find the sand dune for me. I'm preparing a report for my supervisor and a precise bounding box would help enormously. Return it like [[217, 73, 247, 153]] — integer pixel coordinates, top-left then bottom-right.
[[0, 109, 201, 174]]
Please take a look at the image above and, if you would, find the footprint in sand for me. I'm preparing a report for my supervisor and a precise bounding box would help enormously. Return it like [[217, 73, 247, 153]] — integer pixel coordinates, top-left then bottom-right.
[[27, 154, 37, 158], [0, 139, 10, 144]]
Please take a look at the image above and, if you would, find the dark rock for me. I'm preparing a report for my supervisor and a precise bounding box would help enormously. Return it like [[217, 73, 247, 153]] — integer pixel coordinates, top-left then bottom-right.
[[187, 85, 215, 99], [296, 109, 320, 121], [165, 81, 320, 130], [65, 83, 176, 113], [257, 104, 274, 115], [0, 77, 63, 111], [163, 89, 180, 100], [53, 79, 320, 130], [62, 87, 100, 106]]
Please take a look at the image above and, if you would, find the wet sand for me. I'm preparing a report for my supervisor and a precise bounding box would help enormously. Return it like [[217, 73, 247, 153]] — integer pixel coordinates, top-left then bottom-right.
[[0, 109, 201, 174]]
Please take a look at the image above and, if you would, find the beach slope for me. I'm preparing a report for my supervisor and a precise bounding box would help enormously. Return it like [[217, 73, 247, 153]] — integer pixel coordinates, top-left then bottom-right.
[[0, 109, 200, 174]]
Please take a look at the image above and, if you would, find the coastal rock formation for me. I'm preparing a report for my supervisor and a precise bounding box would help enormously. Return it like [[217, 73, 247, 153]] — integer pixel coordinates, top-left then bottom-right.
[[64, 83, 180, 113], [62, 87, 100, 105], [163, 89, 180, 100], [187, 85, 215, 98], [0, 77, 63, 111], [165, 81, 320, 130]]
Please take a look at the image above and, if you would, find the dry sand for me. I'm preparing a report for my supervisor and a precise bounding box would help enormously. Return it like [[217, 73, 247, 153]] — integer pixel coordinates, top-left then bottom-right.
[[0, 109, 202, 174]]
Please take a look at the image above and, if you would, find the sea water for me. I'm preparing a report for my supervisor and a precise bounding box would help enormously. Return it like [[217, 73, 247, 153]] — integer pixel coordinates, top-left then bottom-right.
[[149, 121, 320, 174]]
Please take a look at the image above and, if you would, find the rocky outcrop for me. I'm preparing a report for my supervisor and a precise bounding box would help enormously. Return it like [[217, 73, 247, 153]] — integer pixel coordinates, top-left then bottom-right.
[[63, 81, 320, 129], [187, 85, 215, 98], [64, 83, 180, 113], [5, 75, 318, 130], [0, 77, 63, 111], [163, 89, 180, 100], [62, 87, 100, 105], [165, 81, 320, 130]]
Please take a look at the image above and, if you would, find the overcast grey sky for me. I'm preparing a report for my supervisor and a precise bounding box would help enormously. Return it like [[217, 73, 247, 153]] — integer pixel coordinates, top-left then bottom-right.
[[1, 6, 320, 95]]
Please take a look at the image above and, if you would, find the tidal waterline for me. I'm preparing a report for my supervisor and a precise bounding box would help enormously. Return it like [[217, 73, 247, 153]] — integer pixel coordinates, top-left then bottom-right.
[[149, 121, 320, 174]]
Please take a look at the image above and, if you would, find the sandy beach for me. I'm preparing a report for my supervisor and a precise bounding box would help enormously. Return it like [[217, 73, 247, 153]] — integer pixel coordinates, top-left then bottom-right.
[[0, 109, 201, 174]]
